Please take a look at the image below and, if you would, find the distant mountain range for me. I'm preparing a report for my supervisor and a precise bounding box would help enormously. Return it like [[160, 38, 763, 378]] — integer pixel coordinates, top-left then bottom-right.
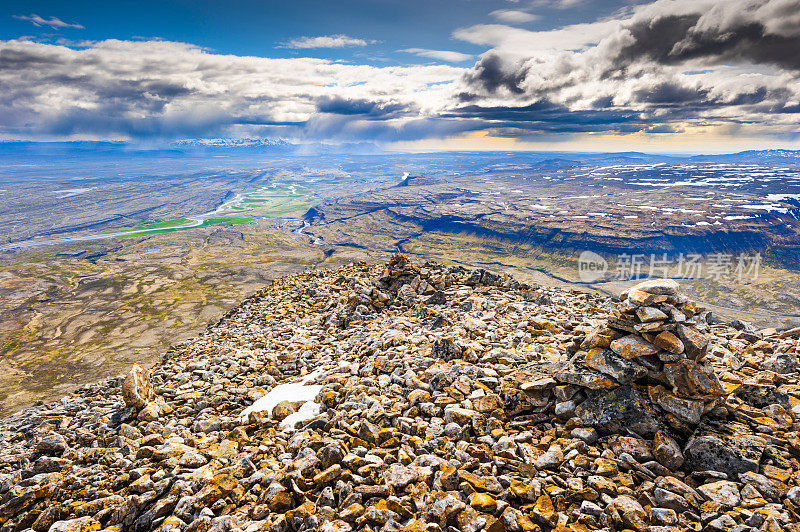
[[690, 149, 800, 164], [0, 140, 799, 165]]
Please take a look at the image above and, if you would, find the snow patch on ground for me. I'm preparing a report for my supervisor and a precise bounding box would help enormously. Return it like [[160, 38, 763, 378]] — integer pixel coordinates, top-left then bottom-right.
[[742, 204, 789, 213], [766, 193, 800, 202], [240, 369, 324, 430], [279, 401, 321, 430]]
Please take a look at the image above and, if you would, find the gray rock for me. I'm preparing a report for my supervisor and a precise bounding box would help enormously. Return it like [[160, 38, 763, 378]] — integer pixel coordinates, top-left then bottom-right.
[[575, 386, 664, 438], [570, 427, 598, 444], [735, 384, 790, 408], [706, 514, 737, 532], [631, 278, 680, 296], [762, 352, 798, 374], [121, 364, 154, 410], [684, 427, 765, 479], [35, 432, 68, 455], [649, 507, 677, 526], [583, 348, 647, 384], [697, 480, 740, 507], [381, 463, 418, 489]]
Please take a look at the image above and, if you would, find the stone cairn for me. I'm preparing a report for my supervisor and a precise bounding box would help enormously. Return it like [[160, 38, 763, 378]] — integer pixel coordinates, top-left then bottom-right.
[[524, 278, 728, 445]]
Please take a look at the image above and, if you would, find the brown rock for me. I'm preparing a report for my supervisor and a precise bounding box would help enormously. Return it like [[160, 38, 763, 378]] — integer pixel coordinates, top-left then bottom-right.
[[121, 364, 154, 410], [648, 385, 704, 425], [610, 335, 660, 359], [584, 348, 647, 384], [272, 400, 296, 421], [653, 331, 685, 355], [609, 495, 647, 531], [268, 491, 294, 513], [662, 359, 725, 397], [636, 306, 668, 323], [676, 323, 709, 360], [469, 493, 497, 513], [473, 392, 503, 414], [652, 430, 684, 469], [626, 289, 656, 306], [531, 494, 557, 528], [314, 464, 342, 484]]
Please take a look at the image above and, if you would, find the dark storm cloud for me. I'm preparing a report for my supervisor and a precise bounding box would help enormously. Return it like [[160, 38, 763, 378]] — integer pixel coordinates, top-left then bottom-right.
[[454, 0, 800, 138], [613, 6, 800, 72], [462, 53, 529, 95], [464, 1, 800, 96], [633, 82, 709, 105], [316, 96, 410, 118], [445, 101, 645, 133]]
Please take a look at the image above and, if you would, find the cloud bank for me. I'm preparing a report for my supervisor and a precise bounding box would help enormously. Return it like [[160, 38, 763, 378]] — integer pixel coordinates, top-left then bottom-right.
[[2, 0, 800, 146], [456, 0, 800, 140], [0, 39, 463, 141]]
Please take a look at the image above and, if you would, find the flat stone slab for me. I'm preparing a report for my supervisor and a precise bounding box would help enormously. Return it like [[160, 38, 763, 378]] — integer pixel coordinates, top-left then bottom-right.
[[610, 335, 660, 359], [630, 278, 680, 296]]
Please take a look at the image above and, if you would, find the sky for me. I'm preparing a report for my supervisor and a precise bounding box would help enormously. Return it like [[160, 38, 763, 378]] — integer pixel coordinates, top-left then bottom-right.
[[1, 0, 800, 152]]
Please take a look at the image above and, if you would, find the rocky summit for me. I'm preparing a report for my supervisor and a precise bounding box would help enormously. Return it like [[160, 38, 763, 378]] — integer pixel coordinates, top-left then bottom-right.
[[2, 255, 800, 532]]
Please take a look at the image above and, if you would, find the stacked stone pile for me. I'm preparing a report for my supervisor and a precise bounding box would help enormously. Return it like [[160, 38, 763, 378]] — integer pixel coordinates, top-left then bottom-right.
[[529, 278, 729, 439], [1, 256, 800, 532]]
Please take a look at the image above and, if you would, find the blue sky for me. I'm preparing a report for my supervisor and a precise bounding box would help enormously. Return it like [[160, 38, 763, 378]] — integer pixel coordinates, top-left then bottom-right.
[[0, 0, 609, 63], [1, 0, 800, 152]]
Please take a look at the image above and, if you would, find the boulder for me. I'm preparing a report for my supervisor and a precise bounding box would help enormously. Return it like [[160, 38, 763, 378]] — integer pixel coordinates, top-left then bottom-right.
[[610, 335, 660, 359], [631, 279, 680, 296], [583, 348, 647, 384], [683, 425, 766, 478], [575, 386, 664, 438], [121, 364, 154, 410]]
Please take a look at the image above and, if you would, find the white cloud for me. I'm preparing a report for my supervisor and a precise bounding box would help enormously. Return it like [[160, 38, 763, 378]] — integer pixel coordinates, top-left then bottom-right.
[[400, 48, 473, 62], [453, 20, 618, 57], [489, 9, 540, 23], [530, 0, 588, 7], [0, 39, 464, 141], [13, 14, 84, 30], [279, 34, 373, 49]]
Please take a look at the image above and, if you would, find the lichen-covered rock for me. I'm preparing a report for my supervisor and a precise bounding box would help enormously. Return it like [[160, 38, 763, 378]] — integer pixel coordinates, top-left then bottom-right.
[[684, 425, 766, 478], [610, 335, 660, 359], [48, 517, 101, 532], [121, 364, 154, 410], [652, 430, 684, 469], [576, 385, 664, 437], [0, 256, 797, 532]]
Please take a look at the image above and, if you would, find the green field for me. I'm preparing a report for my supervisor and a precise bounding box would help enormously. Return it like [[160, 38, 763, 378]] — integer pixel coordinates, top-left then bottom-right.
[[144, 218, 193, 229], [115, 217, 253, 238], [238, 185, 312, 218], [101, 218, 193, 233]]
